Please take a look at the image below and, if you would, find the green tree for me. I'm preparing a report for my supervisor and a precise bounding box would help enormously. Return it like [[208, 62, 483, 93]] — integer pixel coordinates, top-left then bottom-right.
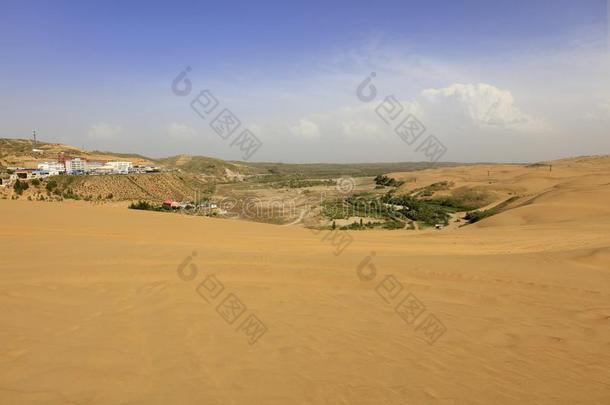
[[13, 179, 29, 195]]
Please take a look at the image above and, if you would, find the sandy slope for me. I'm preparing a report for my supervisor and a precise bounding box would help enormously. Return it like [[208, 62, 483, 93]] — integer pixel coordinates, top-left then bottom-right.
[[1, 157, 610, 404]]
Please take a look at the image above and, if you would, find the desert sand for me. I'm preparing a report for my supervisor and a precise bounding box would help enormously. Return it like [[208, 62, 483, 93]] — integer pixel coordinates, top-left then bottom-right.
[[1, 157, 610, 404]]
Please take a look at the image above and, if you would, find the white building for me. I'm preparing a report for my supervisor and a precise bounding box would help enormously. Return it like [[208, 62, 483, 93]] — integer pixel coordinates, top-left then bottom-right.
[[106, 161, 132, 174], [64, 158, 86, 174], [85, 161, 106, 172], [37, 161, 65, 176]]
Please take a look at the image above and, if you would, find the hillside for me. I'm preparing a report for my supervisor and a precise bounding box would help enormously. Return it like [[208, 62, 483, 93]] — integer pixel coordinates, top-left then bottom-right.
[[53, 172, 211, 201], [3, 172, 210, 202], [157, 154, 261, 179], [0, 138, 157, 168]]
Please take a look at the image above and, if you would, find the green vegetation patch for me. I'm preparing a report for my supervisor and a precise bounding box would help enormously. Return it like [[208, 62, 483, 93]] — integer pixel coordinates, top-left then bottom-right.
[[322, 190, 462, 228], [128, 200, 163, 211], [464, 196, 520, 223], [374, 175, 405, 187], [431, 187, 492, 211]]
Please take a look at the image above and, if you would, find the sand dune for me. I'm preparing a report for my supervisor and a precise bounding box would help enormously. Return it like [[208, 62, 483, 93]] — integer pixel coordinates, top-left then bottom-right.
[[1, 157, 610, 404]]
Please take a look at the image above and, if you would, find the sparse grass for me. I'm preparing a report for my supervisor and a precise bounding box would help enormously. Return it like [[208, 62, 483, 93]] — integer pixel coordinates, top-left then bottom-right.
[[37, 173, 207, 202]]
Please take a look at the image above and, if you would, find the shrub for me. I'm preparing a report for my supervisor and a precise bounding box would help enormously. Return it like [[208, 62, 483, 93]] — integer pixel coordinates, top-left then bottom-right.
[[465, 210, 489, 223], [46, 180, 58, 191], [340, 221, 364, 230], [31, 179, 40, 186], [128, 200, 161, 211], [374, 175, 404, 187], [62, 188, 79, 200], [13, 180, 29, 195], [382, 220, 404, 229]]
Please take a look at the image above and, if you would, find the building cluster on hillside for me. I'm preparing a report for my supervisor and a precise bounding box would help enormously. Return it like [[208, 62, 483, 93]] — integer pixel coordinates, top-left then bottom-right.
[[3, 152, 160, 184], [54, 157, 135, 175]]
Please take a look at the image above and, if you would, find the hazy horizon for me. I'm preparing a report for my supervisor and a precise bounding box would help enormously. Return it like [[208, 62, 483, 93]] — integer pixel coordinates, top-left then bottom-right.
[[2, 135, 589, 165]]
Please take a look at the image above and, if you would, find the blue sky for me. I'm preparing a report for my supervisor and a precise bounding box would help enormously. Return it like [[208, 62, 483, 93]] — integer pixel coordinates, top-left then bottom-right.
[[1, 0, 608, 162]]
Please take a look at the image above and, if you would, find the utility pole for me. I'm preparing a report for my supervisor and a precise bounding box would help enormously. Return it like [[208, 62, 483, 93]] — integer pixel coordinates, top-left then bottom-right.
[[32, 130, 37, 146]]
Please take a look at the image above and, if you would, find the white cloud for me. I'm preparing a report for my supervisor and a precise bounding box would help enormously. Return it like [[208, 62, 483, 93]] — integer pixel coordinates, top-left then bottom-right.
[[174, 36, 608, 162], [167, 122, 196, 139], [88, 122, 123, 139], [584, 99, 610, 121], [340, 119, 381, 138], [290, 119, 320, 139], [335, 105, 385, 139], [281, 83, 546, 143], [419, 83, 548, 132], [283, 106, 385, 141]]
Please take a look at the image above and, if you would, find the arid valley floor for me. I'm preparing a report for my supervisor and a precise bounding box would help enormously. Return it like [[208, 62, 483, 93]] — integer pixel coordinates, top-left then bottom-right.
[[2, 157, 610, 404]]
